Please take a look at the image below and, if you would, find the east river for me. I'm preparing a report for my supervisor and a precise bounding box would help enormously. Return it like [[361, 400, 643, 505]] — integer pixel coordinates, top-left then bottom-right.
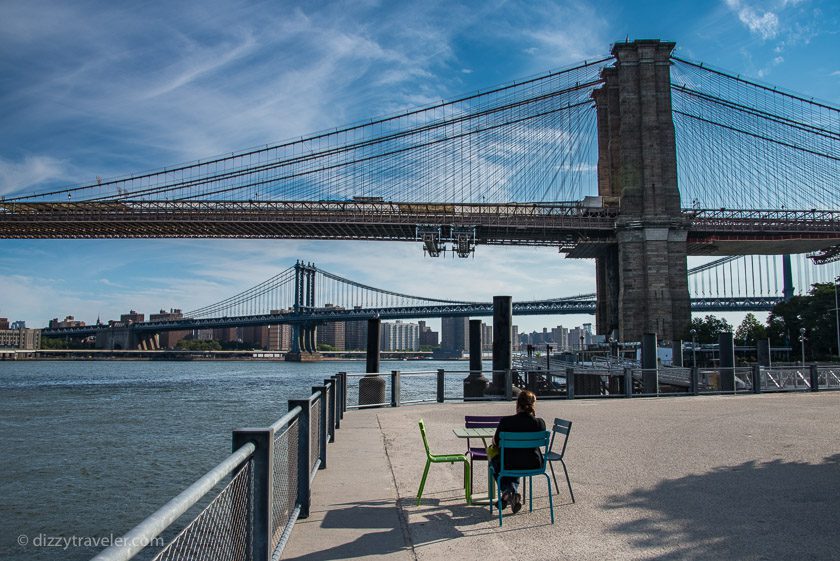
[[0, 359, 459, 561]]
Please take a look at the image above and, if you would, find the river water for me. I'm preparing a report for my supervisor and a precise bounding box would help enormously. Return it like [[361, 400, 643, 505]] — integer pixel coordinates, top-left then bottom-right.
[[0, 359, 458, 561]]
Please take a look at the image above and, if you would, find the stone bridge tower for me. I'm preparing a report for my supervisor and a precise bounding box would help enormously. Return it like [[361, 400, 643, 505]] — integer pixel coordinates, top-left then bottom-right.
[[592, 40, 691, 343]]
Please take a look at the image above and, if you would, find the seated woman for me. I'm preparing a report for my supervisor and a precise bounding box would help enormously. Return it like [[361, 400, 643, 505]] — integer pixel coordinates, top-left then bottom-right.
[[490, 390, 546, 514]]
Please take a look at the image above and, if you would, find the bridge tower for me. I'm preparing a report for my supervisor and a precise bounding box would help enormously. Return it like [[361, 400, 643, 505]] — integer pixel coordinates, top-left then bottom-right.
[[592, 40, 691, 343], [287, 261, 321, 361]]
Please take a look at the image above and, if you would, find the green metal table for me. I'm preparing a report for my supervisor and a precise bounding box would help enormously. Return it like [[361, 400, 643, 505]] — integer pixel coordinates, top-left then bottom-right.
[[452, 427, 496, 505]]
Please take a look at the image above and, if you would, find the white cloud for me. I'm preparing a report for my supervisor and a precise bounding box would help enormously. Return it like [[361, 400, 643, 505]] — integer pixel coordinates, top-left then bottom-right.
[[0, 155, 68, 195], [725, 0, 780, 39]]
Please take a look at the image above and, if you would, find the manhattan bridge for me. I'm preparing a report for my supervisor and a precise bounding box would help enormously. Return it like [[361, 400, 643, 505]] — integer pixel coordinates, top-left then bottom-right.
[[3, 40, 838, 345]]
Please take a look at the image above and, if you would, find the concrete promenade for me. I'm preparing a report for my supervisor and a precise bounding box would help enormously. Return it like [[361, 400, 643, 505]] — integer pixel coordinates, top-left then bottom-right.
[[283, 393, 840, 560]]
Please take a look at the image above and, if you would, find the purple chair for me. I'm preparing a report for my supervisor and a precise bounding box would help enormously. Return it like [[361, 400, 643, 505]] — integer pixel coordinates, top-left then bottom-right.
[[464, 415, 502, 493]]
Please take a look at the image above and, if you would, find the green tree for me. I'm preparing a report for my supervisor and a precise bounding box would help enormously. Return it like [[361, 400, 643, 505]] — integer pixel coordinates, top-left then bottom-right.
[[767, 283, 838, 359], [689, 315, 733, 343], [317, 343, 336, 351], [735, 313, 766, 345]]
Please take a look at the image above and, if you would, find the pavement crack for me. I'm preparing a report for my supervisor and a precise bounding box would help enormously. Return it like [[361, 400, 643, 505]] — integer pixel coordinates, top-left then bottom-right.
[[378, 413, 419, 561]]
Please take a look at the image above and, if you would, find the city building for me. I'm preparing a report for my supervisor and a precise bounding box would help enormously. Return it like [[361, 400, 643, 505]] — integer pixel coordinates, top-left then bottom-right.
[[418, 321, 439, 347], [344, 310, 367, 350], [441, 317, 469, 352], [481, 322, 493, 352], [120, 310, 144, 324], [0, 318, 9, 330], [49, 316, 86, 329], [149, 309, 189, 349], [0, 326, 42, 349], [317, 307, 346, 350], [381, 320, 420, 351], [11, 320, 26, 330]]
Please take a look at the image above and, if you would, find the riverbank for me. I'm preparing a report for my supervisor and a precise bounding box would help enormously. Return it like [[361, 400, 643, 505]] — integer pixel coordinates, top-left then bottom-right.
[[284, 392, 840, 560]]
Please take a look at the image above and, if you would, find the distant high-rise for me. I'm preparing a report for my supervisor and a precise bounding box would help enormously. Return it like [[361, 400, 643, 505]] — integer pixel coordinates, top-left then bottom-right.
[[0, 318, 9, 330], [441, 317, 469, 352], [317, 307, 346, 350], [344, 307, 367, 350], [418, 321, 439, 347], [381, 321, 420, 351]]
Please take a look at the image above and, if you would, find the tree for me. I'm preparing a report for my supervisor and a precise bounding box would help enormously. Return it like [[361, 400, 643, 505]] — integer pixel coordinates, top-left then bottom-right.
[[689, 315, 733, 343], [735, 313, 766, 345], [317, 343, 336, 351], [767, 283, 838, 359]]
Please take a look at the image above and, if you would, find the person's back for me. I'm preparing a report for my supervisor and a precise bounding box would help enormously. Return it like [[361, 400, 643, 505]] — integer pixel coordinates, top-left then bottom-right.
[[491, 390, 546, 513], [496, 410, 546, 470]]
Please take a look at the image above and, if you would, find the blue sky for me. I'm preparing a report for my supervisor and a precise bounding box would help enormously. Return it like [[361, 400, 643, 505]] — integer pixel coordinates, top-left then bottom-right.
[[1, 0, 838, 331]]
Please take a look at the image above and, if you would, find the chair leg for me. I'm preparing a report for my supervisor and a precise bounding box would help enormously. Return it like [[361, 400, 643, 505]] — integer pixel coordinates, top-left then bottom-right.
[[561, 459, 575, 503], [416, 459, 431, 506], [528, 476, 533, 512], [469, 456, 474, 495], [463, 460, 472, 505], [545, 473, 555, 524], [497, 476, 504, 526], [549, 461, 560, 494]]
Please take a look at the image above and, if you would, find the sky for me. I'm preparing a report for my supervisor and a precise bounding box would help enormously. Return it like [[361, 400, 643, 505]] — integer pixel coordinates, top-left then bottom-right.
[[1, 0, 838, 332]]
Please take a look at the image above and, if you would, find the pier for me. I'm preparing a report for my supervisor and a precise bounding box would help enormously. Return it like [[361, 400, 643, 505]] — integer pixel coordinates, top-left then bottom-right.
[[283, 393, 839, 560]]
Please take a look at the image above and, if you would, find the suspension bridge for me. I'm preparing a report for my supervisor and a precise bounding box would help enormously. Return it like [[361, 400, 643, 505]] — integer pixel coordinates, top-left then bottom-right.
[[41, 254, 839, 342], [4, 40, 839, 344]]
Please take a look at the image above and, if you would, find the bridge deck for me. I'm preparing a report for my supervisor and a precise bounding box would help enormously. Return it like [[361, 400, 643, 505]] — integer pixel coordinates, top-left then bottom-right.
[[283, 392, 840, 561]]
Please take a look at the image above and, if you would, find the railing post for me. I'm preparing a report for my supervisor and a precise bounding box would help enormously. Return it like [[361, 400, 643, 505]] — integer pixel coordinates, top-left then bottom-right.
[[391, 370, 401, 407], [690, 367, 699, 396], [232, 427, 273, 561], [566, 367, 575, 400], [323, 378, 336, 441], [338, 371, 347, 418], [809, 364, 819, 392], [329, 376, 340, 431], [311, 387, 327, 470], [504, 369, 513, 400], [436, 369, 445, 402], [288, 399, 311, 519], [623, 367, 633, 397], [752, 364, 762, 394]]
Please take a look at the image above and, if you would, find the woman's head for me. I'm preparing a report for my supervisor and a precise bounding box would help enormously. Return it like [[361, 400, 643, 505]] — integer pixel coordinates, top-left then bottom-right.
[[516, 390, 537, 415]]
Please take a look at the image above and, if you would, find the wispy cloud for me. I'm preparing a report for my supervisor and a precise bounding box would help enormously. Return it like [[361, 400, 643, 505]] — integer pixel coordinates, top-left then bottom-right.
[[0, 155, 68, 194], [725, 0, 780, 40]]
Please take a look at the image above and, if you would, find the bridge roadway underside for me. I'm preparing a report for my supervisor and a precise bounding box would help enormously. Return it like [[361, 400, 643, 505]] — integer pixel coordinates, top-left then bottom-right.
[[1, 202, 839, 257]]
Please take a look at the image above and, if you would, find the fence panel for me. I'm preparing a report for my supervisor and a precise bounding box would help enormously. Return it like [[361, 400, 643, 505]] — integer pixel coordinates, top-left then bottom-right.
[[345, 373, 392, 409], [817, 366, 840, 390], [270, 418, 299, 555]]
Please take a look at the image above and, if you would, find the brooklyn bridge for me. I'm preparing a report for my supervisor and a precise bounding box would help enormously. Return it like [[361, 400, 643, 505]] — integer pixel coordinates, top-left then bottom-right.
[[3, 40, 838, 345]]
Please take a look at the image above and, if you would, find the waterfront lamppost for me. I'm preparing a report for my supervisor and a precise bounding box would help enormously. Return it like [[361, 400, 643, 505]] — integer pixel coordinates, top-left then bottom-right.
[[799, 327, 807, 366], [546, 344, 553, 372], [690, 328, 697, 368], [608, 336, 616, 365]]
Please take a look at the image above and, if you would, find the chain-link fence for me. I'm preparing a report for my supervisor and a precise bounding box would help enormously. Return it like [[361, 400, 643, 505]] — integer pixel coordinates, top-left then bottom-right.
[[152, 461, 252, 561], [817, 366, 840, 389], [91, 373, 346, 561], [270, 419, 298, 554]]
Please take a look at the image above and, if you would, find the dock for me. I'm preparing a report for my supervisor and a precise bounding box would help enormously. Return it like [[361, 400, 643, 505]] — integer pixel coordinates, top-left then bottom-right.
[[283, 392, 840, 560]]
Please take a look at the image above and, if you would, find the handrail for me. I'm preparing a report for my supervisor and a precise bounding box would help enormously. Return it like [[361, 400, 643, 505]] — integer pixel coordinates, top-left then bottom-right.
[[91, 441, 256, 561]]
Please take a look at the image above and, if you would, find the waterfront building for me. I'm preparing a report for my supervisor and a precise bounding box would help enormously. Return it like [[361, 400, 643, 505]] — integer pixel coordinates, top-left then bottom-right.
[[11, 320, 26, 329], [418, 321, 439, 347], [120, 310, 144, 324], [440, 317, 469, 353], [0, 327, 42, 349], [0, 317, 9, 330], [344, 309, 367, 350], [512, 325, 519, 350], [481, 322, 493, 351], [149, 309, 189, 349], [49, 315, 86, 329], [317, 307, 346, 350], [381, 320, 419, 351]]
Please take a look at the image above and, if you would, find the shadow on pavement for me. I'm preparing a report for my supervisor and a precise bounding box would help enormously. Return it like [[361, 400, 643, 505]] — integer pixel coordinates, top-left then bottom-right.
[[604, 454, 840, 561]]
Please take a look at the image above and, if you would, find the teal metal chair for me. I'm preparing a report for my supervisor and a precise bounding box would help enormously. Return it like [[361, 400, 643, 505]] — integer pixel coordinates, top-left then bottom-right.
[[545, 418, 575, 502], [489, 431, 553, 526], [416, 419, 471, 506]]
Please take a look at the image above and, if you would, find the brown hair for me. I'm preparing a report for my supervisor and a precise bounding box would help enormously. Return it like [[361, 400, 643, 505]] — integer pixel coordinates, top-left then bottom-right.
[[517, 390, 537, 415]]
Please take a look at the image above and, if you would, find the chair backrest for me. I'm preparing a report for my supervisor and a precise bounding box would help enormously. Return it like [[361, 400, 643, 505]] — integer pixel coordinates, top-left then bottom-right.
[[549, 418, 573, 457], [418, 419, 431, 457], [465, 415, 502, 429], [498, 431, 550, 474]]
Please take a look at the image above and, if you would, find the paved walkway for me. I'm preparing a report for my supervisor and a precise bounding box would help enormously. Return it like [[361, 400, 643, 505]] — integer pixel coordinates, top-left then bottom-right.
[[284, 392, 840, 560]]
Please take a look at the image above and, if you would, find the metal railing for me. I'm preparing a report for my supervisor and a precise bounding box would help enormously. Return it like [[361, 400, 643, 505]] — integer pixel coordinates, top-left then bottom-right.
[[90, 374, 347, 561]]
